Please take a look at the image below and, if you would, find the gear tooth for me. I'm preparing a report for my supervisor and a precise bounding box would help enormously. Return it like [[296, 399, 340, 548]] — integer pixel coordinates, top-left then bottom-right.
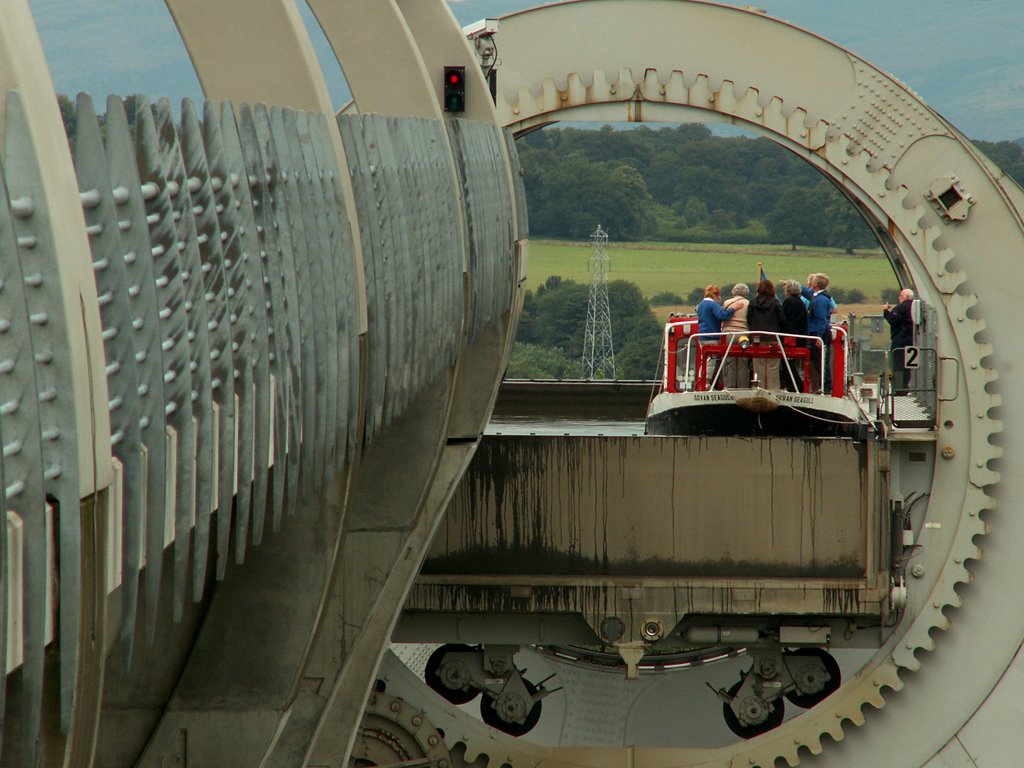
[[802, 731, 826, 756], [690, 73, 713, 106], [665, 69, 687, 102], [843, 705, 868, 727], [761, 95, 787, 132], [895, 184, 912, 205], [734, 84, 762, 122], [641, 68, 661, 101], [893, 646, 923, 670], [788, 106, 809, 133], [618, 67, 636, 92], [456, 740, 483, 764], [515, 82, 534, 114], [567, 72, 587, 104], [541, 76, 559, 111], [590, 68, 611, 100], [715, 78, 738, 112], [874, 164, 894, 185], [932, 585, 959, 616], [818, 719, 845, 744], [967, 486, 996, 516]]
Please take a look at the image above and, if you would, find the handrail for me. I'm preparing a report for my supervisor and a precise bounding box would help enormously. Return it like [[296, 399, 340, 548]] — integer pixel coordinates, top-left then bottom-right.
[[677, 327, 848, 395]]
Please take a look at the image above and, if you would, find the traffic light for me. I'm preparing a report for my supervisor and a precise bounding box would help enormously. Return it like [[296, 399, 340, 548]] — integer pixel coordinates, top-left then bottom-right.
[[443, 65, 466, 113]]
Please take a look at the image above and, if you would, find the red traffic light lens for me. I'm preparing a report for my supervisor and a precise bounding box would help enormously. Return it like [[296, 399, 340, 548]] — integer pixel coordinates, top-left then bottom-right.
[[443, 66, 466, 113]]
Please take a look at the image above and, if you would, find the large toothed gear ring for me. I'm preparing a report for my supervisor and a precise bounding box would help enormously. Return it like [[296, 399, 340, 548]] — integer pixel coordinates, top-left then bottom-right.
[[352, 689, 453, 768], [411, 2, 1014, 767]]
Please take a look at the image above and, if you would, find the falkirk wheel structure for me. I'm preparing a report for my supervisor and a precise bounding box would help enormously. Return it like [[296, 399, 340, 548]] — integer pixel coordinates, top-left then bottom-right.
[[1, 1, 1024, 767]]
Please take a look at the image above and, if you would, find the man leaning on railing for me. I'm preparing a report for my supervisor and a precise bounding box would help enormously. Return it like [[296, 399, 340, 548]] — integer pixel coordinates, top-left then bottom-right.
[[801, 273, 834, 394]]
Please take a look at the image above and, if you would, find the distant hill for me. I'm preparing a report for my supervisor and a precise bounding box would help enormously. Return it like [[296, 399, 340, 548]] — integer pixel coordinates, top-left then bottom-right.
[[1016, 137, 1024, 149]]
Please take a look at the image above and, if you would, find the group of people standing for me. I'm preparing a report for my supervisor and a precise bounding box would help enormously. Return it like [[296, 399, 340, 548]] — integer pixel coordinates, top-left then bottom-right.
[[696, 273, 836, 393]]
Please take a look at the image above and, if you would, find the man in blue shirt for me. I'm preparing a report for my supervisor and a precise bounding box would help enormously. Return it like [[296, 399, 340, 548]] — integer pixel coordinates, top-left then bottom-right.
[[801, 274, 834, 393]]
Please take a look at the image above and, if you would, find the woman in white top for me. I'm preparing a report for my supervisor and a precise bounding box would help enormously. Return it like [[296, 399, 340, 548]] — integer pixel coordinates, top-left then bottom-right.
[[720, 283, 750, 388]]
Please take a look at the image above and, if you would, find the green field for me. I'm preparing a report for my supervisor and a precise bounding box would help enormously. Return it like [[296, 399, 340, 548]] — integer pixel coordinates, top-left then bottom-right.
[[524, 240, 899, 301]]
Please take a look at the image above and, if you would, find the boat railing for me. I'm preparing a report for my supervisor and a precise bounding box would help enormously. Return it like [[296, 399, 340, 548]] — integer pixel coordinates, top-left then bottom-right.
[[670, 326, 849, 396]]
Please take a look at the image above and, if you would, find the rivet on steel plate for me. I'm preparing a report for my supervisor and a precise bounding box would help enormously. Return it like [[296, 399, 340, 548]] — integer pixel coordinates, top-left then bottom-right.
[[10, 197, 34, 218], [80, 188, 101, 208]]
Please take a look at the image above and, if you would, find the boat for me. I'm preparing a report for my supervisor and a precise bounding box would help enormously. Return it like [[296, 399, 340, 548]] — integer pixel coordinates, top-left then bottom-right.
[[646, 315, 870, 439]]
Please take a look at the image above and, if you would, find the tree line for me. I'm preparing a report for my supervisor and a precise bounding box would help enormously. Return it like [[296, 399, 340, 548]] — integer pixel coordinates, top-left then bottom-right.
[[518, 124, 1024, 247], [510, 276, 663, 380]]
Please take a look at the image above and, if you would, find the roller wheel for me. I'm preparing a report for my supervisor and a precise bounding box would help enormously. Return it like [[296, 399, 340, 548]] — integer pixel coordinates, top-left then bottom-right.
[[480, 679, 542, 736], [424, 644, 479, 705], [784, 648, 841, 709], [722, 679, 785, 740]]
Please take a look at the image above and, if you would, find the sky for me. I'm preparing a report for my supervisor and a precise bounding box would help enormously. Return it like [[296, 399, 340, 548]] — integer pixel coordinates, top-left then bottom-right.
[[26, 0, 1024, 142]]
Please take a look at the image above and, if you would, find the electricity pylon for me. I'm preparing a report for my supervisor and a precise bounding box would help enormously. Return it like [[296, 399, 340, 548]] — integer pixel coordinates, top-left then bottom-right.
[[582, 225, 615, 380]]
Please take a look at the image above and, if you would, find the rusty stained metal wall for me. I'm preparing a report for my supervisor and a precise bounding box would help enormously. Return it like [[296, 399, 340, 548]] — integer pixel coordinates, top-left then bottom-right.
[[411, 435, 891, 634], [425, 435, 885, 580]]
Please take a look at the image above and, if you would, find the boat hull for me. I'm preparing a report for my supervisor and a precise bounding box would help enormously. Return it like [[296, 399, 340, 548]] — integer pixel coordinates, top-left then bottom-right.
[[646, 390, 867, 439]]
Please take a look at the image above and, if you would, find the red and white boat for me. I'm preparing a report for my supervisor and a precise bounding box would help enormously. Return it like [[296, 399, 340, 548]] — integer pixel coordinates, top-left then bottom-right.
[[646, 316, 869, 438]]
